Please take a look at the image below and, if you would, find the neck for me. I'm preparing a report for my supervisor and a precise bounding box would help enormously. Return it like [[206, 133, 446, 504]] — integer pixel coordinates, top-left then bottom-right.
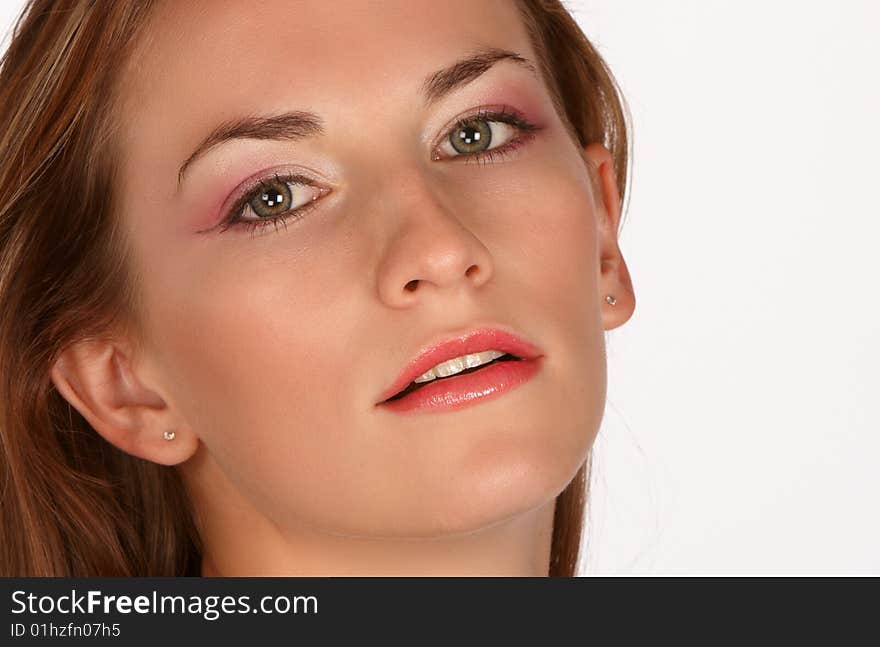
[[185, 455, 556, 577], [199, 499, 556, 577]]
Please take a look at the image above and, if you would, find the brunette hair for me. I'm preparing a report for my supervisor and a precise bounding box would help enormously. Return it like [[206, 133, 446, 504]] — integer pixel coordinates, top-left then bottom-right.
[[0, 0, 630, 576]]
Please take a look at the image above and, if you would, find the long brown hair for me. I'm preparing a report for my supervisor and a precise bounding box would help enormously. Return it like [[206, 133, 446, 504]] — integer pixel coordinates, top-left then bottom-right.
[[0, 0, 630, 576]]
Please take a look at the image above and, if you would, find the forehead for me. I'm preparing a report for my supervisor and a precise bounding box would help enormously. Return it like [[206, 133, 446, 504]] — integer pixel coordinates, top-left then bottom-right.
[[116, 0, 536, 146]]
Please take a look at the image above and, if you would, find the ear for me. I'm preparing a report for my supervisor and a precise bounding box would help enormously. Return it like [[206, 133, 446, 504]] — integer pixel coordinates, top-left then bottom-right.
[[50, 337, 199, 466], [583, 142, 635, 331]]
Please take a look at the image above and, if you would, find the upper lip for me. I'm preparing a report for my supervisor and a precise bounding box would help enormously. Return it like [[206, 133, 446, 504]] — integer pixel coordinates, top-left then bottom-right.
[[375, 325, 544, 404]]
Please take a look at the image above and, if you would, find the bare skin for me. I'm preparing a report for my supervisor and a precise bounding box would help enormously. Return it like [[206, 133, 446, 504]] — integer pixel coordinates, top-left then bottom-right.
[[50, 0, 634, 576]]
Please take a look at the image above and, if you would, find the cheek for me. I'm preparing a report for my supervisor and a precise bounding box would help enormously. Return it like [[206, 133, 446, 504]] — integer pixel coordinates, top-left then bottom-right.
[[481, 152, 601, 329], [139, 241, 369, 514]]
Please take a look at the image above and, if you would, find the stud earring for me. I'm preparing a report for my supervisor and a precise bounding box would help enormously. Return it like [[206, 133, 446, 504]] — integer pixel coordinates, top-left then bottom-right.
[[162, 430, 176, 441], [605, 294, 617, 306]]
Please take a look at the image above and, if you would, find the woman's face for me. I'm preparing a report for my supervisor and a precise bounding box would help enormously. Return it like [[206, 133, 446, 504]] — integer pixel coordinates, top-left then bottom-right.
[[114, 0, 615, 539]]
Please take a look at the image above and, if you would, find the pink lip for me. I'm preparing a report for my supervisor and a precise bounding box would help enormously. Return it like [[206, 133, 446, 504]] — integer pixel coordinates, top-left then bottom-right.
[[375, 326, 545, 412]]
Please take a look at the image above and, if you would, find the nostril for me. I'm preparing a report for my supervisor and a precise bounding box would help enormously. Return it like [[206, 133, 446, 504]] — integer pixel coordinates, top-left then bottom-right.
[[405, 279, 419, 292]]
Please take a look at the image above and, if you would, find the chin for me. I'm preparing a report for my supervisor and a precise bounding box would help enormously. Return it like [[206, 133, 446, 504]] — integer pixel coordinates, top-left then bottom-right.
[[413, 451, 582, 539]]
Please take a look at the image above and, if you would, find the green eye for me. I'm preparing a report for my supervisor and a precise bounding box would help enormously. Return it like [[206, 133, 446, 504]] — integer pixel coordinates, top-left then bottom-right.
[[249, 178, 293, 219], [437, 107, 542, 163], [216, 171, 327, 237], [449, 118, 493, 155]]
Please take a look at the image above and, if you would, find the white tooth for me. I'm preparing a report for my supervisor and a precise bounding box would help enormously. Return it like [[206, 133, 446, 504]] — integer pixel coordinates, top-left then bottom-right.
[[412, 349, 505, 384], [414, 368, 438, 383], [435, 356, 465, 378], [465, 349, 505, 369], [464, 352, 485, 369]]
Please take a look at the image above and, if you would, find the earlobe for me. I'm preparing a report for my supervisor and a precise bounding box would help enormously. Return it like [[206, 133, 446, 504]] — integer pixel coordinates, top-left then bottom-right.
[[50, 338, 199, 466], [582, 143, 636, 331]]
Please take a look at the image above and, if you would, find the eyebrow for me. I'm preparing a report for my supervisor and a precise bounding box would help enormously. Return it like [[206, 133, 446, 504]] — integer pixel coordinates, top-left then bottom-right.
[[176, 46, 537, 188]]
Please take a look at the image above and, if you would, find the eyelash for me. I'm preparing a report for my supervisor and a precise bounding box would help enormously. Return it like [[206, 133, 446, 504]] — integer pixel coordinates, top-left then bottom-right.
[[218, 106, 542, 237]]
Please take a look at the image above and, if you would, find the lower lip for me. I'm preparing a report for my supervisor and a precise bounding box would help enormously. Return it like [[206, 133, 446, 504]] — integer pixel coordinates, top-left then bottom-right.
[[377, 356, 544, 414]]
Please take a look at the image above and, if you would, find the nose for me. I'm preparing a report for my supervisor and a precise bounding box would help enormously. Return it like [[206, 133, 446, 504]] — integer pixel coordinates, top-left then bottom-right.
[[374, 167, 495, 308]]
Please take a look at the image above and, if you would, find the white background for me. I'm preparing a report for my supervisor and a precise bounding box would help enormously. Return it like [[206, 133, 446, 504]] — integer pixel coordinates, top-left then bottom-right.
[[2, 1, 878, 574]]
